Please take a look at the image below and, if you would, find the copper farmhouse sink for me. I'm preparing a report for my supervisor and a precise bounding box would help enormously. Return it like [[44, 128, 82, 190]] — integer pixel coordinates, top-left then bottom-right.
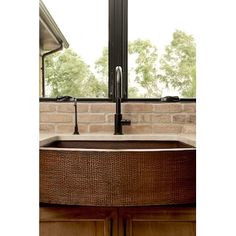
[[40, 139, 196, 206]]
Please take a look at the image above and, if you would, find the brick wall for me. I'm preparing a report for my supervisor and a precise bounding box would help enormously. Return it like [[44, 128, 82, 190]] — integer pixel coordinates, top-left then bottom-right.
[[40, 102, 196, 134]]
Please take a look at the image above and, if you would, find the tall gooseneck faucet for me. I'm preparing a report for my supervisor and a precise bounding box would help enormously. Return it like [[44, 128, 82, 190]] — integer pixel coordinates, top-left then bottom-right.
[[114, 66, 131, 135]]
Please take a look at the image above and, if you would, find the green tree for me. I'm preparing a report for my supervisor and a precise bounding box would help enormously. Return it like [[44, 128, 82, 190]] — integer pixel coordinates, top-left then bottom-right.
[[94, 40, 161, 98], [160, 30, 196, 97], [52, 32, 196, 99], [45, 48, 107, 97], [94, 47, 109, 96], [128, 39, 162, 97], [95, 47, 108, 83]]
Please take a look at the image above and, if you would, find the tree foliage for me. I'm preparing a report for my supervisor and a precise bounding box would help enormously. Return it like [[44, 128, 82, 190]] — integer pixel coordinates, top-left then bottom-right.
[[44, 30, 196, 98], [95, 47, 108, 83], [94, 45, 141, 97], [128, 39, 162, 97], [45, 49, 107, 97], [160, 30, 196, 97]]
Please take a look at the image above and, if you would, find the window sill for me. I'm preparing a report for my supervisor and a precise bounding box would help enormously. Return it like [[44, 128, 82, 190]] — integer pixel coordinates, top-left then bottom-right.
[[39, 97, 196, 103]]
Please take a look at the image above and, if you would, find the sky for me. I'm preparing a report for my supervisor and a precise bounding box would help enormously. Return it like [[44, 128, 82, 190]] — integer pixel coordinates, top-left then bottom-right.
[[43, 0, 196, 67]]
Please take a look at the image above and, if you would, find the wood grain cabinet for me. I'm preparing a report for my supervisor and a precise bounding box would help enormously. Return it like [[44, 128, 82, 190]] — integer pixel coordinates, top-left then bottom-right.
[[40, 206, 118, 236], [119, 206, 196, 236], [40, 205, 195, 236]]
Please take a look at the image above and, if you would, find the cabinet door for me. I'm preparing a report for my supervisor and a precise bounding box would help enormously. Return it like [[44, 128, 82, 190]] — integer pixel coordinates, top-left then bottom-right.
[[40, 206, 117, 236], [119, 206, 196, 236]]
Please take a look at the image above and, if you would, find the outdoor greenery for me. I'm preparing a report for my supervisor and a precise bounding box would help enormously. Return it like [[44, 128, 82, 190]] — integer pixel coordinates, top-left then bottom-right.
[[128, 39, 162, 97], [160, 30, 196, 97], [44, 30, 196, 98], [45, 49, 107, 97]]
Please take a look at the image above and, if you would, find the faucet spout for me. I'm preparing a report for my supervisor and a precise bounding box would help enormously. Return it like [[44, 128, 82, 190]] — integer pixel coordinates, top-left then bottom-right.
[[114, 66, 131, 135], [115, 66, 122, 99]]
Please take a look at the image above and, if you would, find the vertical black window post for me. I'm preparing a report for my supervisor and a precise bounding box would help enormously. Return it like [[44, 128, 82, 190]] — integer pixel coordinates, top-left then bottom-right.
[[122, 0, 128, 100], [109, 0, 128, 101]]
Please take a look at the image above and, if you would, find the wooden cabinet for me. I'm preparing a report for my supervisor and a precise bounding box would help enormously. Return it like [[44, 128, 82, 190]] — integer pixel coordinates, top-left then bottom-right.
[[40, 205, 195, 236], [40, 206, 118, 236], [119, 206, 196, 236]]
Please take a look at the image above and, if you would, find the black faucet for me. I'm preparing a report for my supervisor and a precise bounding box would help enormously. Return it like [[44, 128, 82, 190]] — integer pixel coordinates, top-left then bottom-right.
[[114, 66, 131, 135], [56, 96, 80, 135]]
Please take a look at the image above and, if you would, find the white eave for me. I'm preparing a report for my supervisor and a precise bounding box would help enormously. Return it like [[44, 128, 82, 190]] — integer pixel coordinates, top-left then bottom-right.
[[40, 0, 69, 54]]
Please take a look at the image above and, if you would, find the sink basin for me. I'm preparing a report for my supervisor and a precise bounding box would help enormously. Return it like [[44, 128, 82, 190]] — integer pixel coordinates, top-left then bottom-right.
[[42, 140, 194, 149], [40, 139, 196, 206]]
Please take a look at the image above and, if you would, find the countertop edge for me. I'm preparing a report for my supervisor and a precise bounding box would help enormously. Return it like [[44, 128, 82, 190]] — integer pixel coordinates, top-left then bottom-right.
[[40, 133, 196, 147]]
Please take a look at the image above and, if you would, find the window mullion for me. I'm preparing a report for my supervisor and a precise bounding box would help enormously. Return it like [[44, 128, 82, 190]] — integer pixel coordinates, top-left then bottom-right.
[[109, 0, 127, 101]]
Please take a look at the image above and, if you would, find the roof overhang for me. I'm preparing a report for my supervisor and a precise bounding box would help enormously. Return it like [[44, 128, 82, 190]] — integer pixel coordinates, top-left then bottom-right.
[[40, 0, 69, 55]]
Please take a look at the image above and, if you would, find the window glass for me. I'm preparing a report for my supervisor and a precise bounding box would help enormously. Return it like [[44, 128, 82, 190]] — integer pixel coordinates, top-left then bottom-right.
[[43, 0, 108, 98], [128, 0, 196, 98]]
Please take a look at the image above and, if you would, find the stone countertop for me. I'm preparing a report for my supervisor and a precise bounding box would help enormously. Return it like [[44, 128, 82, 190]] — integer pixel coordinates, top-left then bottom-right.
[[40, 133, 196, 147]]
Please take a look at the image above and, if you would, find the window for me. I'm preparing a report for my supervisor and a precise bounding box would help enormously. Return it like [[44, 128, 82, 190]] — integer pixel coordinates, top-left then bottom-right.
[[41, 0, 196, 100], [42, 0, 108, 98], [128, 0, 196, 98]]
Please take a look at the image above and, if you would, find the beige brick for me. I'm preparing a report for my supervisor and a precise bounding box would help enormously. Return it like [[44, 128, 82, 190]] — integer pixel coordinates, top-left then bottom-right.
[[40, 124, 55, 133], [182, 125, 196, 134], [79, 124, 89, 133], [40, 113, 73, 123], [89, 124, 113, 133], [55, 124, 74, 133], [78, 114, 105, 123], [152, 114, 171, 123], [90, 104, 115, 113], [40, 103, 56, 112], [106, 114, 114, 123], [123, 103, 153, 113], [186, 115, 196, 124], [77, 104, 90, 113], [56, 103, 74, 113], [123, 125, 153, 134], [56, 124, 88, 134], [153, 104, 170, 113], [139, 114, 152, 123], [153, 124, 182, 134], [123, 113, 139, 123], [57, 103, 89, 113], [106, 113, 139, 123], [172, 115, 186, 124], [153, 103, 185, 113], [183, 104, 196, 113], [169, 103, 182, 113]]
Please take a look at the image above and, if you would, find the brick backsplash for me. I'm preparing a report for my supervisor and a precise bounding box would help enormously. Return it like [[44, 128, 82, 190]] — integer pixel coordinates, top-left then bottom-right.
[[40, 102, 196, 134]]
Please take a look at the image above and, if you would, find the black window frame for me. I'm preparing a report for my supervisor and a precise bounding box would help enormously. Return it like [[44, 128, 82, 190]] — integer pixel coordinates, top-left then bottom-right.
[[40, 0, 196, 103]]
